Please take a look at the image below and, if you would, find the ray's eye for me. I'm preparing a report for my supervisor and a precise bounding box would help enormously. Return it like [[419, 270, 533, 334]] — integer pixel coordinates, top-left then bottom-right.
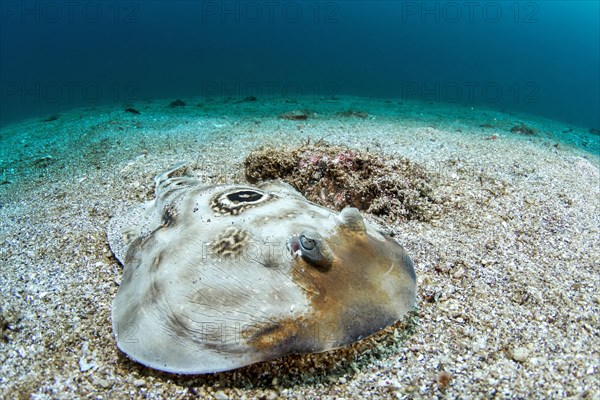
[[298, 231, 333, 270], [299, 235, 316, 251]]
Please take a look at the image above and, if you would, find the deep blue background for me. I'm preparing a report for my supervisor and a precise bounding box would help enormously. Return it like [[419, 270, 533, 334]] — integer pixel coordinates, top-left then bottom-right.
[[1, 1, 598, 129]]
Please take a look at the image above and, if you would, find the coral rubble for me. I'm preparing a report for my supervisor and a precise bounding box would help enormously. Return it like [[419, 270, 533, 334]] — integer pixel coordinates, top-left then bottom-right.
[[244, 142, 439, 222]]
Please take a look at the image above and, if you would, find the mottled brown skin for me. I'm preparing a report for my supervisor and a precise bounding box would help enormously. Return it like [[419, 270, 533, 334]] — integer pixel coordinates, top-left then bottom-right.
[[246, 225, 416, 359]]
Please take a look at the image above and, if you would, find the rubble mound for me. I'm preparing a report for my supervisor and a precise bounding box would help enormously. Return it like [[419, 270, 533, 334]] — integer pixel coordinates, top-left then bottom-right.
[[244, 142, 439, 222]]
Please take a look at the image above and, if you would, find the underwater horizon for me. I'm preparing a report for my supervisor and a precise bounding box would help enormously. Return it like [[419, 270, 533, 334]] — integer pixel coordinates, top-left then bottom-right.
[[1, 0, 599, 133]]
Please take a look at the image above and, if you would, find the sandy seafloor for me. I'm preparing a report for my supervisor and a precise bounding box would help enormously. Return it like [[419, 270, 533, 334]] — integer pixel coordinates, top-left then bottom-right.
[[0, 96, 598, 399]]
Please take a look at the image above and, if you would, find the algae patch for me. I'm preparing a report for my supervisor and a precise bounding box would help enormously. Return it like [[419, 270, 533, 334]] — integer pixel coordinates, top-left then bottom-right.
[[244, 143, 440, 222]]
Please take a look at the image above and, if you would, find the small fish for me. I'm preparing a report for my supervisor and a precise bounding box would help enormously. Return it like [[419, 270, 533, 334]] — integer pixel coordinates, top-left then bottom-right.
[[107, 163, 416, 374]]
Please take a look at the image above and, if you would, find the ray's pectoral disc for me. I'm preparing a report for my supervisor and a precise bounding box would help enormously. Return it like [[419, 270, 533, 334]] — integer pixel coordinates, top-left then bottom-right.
[[107, 163, 417, 374]]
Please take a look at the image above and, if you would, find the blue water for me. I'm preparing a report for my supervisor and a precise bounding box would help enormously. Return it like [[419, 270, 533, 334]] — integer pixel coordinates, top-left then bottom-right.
[[1, 1, 598, 130]]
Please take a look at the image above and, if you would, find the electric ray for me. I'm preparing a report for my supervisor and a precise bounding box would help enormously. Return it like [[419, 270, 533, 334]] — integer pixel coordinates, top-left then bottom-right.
[[107, 162, 417, 374]]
